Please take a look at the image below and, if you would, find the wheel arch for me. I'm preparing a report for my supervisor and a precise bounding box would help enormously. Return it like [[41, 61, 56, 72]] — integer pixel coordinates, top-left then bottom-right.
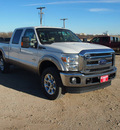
[[0, 49, 3, 56], [38, 56, 65, 75], [0, 49, 5, 59]]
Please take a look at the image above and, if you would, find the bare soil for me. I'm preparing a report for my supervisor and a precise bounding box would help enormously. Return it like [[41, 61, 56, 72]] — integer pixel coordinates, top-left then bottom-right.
[[0, 55, 120, 130]]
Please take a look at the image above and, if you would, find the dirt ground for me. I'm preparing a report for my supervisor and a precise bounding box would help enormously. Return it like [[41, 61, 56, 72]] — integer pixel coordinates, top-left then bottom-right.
[[0, 55, 120, 130]]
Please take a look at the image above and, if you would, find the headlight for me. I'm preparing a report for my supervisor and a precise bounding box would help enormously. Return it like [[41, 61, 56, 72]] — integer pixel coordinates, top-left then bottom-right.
[[61, 54, 79, 71]]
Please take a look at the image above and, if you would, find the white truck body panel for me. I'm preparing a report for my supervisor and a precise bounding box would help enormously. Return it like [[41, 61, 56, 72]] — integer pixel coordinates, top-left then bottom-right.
[[44, 42, 110, 54]]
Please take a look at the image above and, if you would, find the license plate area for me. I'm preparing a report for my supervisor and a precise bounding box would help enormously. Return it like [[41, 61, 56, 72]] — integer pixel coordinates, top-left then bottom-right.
[[100, 75, 108, 83]]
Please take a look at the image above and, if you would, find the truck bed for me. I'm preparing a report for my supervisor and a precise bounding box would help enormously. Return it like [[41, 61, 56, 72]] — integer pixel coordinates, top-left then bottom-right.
[[0, 37, 10, 44], [0, 42, 9, 58]]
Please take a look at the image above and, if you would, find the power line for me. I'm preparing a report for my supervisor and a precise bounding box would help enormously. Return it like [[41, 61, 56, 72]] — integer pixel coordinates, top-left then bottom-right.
[[37, 7, 45, 26], [60, 18, 68, 28]]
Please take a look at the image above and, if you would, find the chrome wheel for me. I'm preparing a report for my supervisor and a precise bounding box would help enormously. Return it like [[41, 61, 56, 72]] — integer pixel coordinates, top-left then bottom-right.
[[44, 74, 56, 95], [0, 58, 4, 71]]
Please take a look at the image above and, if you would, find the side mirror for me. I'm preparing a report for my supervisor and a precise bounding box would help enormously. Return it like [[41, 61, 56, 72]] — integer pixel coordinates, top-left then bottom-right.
[[21, 37, 30, 48]]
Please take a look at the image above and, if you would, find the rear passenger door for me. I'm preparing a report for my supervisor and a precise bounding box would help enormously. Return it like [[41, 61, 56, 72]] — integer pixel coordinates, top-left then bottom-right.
[[101, 37, 110, 47], [9, 29, 23, 61]]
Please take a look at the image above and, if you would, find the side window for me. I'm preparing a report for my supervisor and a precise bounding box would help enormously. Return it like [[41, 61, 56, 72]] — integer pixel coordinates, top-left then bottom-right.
[[24, 29, 38, 48], [113, 37, 115, 42], [92, 37, 100, 43], [95, 37, 100, 43], [102, 37, 109, 45], [12, 29, 23, 44], [110, 37, 117, 43], [115, 37, 120, 42], [91, 37, 98, 43], [118, 38, 120, 42], [110, 37, 114, 43], [91, 38, 96, 42], [110, 37, 113, 42], [116, 37, 118, 42]]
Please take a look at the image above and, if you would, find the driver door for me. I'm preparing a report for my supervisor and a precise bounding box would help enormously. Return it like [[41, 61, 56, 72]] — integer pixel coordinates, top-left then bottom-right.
[[19, 29, 38, 68]]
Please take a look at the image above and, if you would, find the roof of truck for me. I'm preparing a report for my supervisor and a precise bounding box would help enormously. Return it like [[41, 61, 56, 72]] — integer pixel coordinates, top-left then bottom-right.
[[15, 26, 68, 30]]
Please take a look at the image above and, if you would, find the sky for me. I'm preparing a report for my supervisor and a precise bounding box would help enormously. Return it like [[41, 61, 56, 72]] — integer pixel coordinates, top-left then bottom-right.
[[0, 0, 120, 35]]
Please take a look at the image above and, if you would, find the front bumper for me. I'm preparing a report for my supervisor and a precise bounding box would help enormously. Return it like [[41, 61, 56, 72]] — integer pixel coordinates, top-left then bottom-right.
[[60, 67, 117, 87]]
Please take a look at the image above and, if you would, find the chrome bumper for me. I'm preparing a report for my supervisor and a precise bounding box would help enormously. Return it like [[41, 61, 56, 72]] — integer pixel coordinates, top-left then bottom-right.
[[60, 67, 117, 87]]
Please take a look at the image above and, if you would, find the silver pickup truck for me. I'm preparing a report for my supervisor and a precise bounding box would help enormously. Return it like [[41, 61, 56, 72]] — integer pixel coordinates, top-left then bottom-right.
[[0, 27, 117, 100]]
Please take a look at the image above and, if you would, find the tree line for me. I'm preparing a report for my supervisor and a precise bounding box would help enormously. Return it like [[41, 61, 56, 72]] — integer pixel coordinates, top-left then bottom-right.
[[0, 32, 13, 38]]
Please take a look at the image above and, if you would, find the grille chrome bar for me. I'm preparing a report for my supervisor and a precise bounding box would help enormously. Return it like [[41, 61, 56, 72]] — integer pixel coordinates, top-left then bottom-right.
[[86, 55, 112, 61], [86, 62, 112, 69], [79, 49, 115, 74]]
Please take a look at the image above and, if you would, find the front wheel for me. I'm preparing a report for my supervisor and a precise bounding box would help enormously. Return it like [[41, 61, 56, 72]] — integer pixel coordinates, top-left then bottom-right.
[[41, 67, 64, 100], [0, 55, 9, 73]]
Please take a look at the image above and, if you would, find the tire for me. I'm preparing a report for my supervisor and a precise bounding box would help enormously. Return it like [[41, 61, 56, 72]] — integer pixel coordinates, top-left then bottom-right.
[[0, 55, 10, 73], [41, 67, 64, 100]]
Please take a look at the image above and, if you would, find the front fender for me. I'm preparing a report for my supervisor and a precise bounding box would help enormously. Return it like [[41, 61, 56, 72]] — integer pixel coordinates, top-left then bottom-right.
[[38, 55, 66, 72]]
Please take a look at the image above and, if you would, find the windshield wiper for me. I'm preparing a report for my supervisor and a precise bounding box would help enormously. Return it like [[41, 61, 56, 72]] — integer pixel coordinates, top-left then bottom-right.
[[42, 41, 54, 45]]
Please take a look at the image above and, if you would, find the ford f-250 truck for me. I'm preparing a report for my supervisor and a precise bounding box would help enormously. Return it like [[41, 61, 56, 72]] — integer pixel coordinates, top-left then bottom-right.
[[0, 27, 117, 100]]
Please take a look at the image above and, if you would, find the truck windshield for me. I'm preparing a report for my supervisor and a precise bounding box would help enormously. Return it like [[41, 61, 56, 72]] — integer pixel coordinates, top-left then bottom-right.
[[36, 28, 81, 44]]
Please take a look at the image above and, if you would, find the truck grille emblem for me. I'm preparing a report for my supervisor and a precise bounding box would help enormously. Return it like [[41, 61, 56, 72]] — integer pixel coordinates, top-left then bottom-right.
[[99, 59, 107, 65]]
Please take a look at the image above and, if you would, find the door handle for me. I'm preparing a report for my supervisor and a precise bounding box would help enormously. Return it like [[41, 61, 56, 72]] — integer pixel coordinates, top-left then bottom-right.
[[32, 58, 36, 61]]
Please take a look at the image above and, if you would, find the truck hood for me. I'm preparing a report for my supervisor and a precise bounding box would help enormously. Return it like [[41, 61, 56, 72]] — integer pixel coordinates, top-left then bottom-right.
[[44, 42, 110, 54]]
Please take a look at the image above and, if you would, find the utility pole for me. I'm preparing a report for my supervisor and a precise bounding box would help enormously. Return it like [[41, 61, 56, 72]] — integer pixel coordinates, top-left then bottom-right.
[[60, 18, 68, 28], [37, 7, 45, 26]]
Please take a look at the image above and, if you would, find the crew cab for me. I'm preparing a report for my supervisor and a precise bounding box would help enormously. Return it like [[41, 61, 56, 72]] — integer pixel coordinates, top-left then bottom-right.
[[90, 36, 120, 52], [0, 27, 117, 100]]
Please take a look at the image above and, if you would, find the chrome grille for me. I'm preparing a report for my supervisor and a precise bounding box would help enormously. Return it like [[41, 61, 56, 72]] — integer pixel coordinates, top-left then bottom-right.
[[79, 49, 115, 74]]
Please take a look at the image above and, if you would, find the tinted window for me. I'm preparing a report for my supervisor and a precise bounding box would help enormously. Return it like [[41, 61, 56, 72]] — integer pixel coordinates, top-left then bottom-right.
[[91, 37, 100, 43], [113, 37, 115, 42], [102, 37, 109, 43], [36, 28, 81, 44], [0, 37, 4, 42], [116, 37, 118, 42], [12, 29, 23, 44], [91, 37, 97, 42], [110, 37, 113, 42], [118, 38, 120, 42], [24, 29, 37, 48], [111, 37, 120, 43]]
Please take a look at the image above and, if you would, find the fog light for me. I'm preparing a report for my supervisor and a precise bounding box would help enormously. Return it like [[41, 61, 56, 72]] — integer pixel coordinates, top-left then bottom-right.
[[70, 77, 81, 84], [71, 77, 77, 84], [86, 78, 92, 84]]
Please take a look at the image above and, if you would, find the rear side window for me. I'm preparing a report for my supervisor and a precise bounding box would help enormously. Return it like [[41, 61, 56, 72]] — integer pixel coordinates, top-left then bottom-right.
[[118, 38, 120, 42], [12, 29, 23, 44], [111, 37, 120, 43], [102, 37, 109, 43]]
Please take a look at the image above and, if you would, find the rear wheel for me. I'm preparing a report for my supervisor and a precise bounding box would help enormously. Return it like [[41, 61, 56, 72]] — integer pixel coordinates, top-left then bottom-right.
[[41, 67, 63, 100], [0, 55, 9, 73]]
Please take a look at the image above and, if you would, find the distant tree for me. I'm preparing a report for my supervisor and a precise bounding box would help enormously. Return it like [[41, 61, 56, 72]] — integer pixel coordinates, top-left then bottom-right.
[[0, 32, 13, 38], [76, 34, 94, 41]]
